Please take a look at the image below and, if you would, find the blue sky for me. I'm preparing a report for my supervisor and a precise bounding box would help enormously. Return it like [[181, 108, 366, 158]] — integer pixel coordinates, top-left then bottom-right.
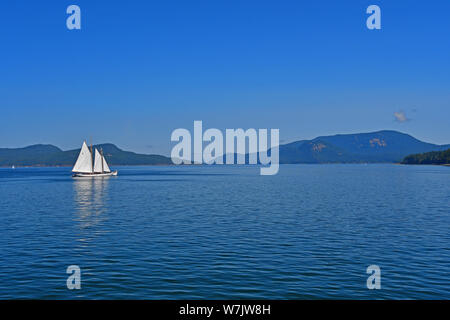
[[1, 0, 449, 155]]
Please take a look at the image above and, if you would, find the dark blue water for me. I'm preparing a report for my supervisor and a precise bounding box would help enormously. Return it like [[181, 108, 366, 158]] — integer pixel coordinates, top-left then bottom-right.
[[0, 164, 449, 299]]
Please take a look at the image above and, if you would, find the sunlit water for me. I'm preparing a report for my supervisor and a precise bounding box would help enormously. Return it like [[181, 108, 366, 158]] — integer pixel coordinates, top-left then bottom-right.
[[0, 164, 449, 299]]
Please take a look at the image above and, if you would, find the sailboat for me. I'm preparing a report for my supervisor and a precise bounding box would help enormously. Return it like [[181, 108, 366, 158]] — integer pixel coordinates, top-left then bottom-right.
[[72, 141, 118, 177]]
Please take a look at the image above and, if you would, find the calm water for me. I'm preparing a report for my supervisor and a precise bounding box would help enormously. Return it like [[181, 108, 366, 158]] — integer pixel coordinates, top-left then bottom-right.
[[0, 164, 449, 299]]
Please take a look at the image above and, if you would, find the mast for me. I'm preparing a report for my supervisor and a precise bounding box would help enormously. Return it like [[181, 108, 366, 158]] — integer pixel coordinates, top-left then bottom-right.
[[101, 148, 104, 173], [90, 141, 94, 173]]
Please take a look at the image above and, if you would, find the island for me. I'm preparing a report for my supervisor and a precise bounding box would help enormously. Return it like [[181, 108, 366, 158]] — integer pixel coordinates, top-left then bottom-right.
[[401, 149, 450, 165]]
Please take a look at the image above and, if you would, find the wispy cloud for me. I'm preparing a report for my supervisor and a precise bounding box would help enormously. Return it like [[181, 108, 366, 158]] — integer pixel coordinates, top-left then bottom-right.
[[394, 111, 410, 123]]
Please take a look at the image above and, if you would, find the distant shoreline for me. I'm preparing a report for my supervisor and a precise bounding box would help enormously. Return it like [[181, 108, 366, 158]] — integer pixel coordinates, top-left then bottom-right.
[[0, 164, 175, 169], [400, 163, 450, 166], [3, 163, 450, 169]]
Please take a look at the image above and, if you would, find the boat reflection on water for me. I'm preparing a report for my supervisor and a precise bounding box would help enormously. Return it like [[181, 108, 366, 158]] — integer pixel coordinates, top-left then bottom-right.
[[73, 177, 111, 232]]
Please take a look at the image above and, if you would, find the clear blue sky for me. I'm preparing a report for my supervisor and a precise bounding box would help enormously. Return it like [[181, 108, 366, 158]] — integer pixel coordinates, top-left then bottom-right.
[[1, 0, 449, 155]]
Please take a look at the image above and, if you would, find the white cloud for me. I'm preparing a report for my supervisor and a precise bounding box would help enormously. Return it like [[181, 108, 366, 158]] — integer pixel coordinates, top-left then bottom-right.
[[394, 111, 409, 123]]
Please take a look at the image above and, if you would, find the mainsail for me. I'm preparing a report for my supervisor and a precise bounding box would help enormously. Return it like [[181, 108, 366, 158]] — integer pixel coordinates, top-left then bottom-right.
[[72, 141, 93, 173], [93, 149, 103, 173], [93, 148, 111, 173]]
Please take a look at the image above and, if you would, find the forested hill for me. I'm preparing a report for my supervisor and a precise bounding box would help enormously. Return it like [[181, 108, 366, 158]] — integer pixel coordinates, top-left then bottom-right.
[[401, 149, 450, 165], [278, 130, 450, 163], [0, 143, 172, 167]]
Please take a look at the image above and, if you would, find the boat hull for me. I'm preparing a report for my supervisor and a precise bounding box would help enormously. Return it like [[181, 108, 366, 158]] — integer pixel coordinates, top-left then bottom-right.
[[72, 171, 118, 178]]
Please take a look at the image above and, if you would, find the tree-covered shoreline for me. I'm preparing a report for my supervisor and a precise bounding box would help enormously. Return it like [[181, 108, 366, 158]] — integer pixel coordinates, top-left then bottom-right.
[[401, 149, 450, 165]]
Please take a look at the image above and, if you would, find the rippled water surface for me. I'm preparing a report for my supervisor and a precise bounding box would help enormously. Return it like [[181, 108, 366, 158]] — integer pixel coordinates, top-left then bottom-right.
[[0, 164, 449, 299]]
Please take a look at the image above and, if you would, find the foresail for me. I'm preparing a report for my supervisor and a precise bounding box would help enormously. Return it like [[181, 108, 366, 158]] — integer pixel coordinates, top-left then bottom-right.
[[102, 154, 111, 172], [93, 149, 103, 173], [72, 142, 93, 173]]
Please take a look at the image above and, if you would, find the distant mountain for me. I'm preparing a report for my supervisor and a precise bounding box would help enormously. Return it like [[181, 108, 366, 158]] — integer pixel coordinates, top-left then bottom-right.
[[279, 131, 450, 163], [0, 144, 63, 166], [401, 148, 450, 165], [0, 143, 171, 167], [2, 131, 449, 167], [218, 130, 450, 164]]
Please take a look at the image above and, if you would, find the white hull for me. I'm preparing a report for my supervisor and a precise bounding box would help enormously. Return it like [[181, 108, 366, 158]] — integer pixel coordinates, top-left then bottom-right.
[[72, 171, 118, 178]]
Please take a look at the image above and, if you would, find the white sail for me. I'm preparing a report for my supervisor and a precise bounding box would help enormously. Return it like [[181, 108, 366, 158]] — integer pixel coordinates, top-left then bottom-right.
[[93, 149, 103, 173], [102, 154, 111, 173], [72, 142, 93, 173]]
